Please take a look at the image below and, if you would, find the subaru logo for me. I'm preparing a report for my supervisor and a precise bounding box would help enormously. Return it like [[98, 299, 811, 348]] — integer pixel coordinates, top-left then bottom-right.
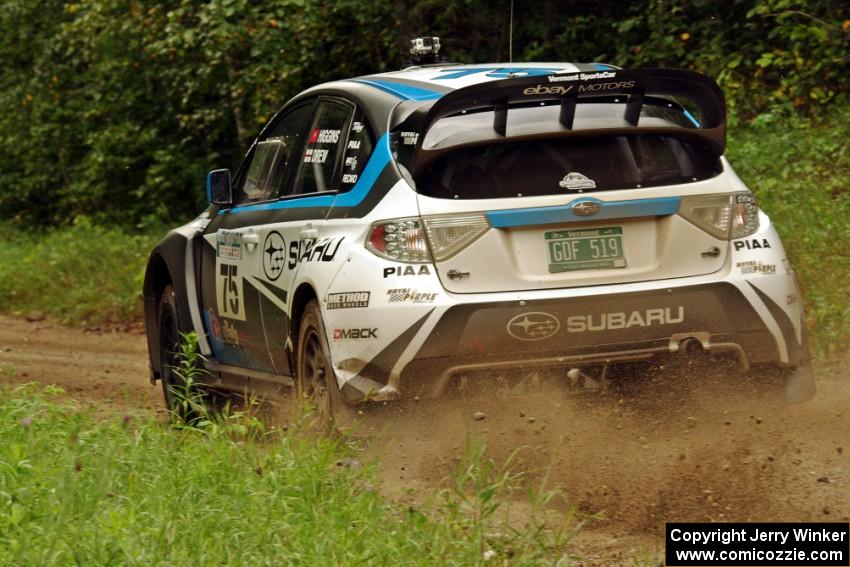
[[572, 201, 600, 216], [507, 312, 560, 341]]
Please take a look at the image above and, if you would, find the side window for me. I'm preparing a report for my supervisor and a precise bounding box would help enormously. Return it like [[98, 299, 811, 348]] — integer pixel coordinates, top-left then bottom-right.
[[290, 100, 353, 195], [237, 102, 313, 204], [242, 140, 285, 200], [339, 110, 375, 191]]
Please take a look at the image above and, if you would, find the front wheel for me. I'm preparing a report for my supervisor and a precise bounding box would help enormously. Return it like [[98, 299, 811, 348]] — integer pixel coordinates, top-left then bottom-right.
[[296, 300, 355, 432], [157, 285, 207, 420]]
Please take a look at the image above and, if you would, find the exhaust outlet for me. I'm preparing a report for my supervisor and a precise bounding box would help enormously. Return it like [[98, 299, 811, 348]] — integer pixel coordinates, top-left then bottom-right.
[[679, 337, 705, 357], [669, 332, 750, 371]]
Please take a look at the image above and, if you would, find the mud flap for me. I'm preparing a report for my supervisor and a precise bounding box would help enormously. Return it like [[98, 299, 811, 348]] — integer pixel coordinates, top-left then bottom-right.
[[785, 323, 815, 404], [784, 363, 815, 404]]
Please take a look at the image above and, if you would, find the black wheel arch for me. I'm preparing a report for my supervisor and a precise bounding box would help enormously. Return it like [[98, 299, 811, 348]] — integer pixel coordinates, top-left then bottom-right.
[[143, 231, 197, 383]]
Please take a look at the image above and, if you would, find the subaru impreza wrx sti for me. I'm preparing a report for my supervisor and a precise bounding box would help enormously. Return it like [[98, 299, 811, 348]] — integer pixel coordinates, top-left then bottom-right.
[[143, 62, 815, 422]]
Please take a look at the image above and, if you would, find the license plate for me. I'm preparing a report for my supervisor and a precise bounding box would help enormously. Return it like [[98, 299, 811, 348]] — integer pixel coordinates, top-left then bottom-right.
[[545, 227, 626, 273]]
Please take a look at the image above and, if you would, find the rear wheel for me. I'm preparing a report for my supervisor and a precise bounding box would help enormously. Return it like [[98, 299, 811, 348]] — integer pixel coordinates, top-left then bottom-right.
[[296, 300, 354, 432]]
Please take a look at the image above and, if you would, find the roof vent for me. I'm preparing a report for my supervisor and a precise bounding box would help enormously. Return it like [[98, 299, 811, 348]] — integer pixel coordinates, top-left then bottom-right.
[[409, 36, 441, 65]]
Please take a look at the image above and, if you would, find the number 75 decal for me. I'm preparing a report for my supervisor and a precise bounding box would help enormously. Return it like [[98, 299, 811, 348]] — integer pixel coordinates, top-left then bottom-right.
[[216, 263, 246, 321]]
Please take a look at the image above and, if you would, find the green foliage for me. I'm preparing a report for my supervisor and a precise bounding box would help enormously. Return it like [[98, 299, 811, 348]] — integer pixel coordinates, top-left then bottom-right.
[[0, 0, 847, 227], [164, 332, 267, 437], [165, 331, 217, 428], [410, 0, 850, 119], [0, 385, 576, 564], [0, 218, 163, 325], [607, 0, 850, 119], [0, 0, 401, 227], [727, 105, 850, 356]]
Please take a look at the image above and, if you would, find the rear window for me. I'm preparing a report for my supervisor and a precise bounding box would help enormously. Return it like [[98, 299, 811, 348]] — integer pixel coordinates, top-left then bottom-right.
[[418, 134, 721, 199]]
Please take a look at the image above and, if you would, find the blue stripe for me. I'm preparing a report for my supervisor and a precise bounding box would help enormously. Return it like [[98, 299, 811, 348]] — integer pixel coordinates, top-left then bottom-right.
[[220, 133, 392, 215], [350, 78, 442, 101], [432, 67, 564, 80], [486, 196, 681, 228], [683, 109, 701, 128]]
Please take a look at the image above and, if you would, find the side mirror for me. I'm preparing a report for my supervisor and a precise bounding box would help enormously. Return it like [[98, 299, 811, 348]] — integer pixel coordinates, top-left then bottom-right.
[[206, 169, 232, 206]]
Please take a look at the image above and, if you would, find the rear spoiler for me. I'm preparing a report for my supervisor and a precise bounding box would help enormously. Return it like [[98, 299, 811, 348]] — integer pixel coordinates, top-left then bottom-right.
[[396, 68, 726, 176]]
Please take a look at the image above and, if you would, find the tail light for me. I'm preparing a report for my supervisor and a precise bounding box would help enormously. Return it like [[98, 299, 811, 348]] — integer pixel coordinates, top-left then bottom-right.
[[366, 213, 490, 262], [423, 214, 490, 261], [366, 217, 430, 262], [679, 192, 759, 240]]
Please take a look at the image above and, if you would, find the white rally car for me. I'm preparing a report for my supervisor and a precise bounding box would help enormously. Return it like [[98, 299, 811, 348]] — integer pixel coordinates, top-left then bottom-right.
[[143, 62, 814, 423]]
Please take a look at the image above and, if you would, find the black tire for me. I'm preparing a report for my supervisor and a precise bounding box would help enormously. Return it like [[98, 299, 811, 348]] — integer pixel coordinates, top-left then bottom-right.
[[157, 285, 206, 419], [295, 300, 355, 432]]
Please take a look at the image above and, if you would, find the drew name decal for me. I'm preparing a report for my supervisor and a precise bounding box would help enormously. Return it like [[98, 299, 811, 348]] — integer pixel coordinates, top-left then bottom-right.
[[383, 265, 431, 278], [303, 148, 329, 163]]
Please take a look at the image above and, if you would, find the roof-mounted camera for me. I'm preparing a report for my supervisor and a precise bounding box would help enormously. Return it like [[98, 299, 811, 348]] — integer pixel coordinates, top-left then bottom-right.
[[409, 36, 442, 65]]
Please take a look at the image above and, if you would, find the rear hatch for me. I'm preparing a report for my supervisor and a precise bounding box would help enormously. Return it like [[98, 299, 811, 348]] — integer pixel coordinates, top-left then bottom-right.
[[394, 69, 731, 293]]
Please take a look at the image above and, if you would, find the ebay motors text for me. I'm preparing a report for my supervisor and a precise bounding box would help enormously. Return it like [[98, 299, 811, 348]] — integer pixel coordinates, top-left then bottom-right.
[[523, 81, 636, 96]]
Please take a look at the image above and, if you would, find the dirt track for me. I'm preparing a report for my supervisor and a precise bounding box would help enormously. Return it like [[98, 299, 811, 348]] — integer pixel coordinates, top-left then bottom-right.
[[1, 314, 847, 563]]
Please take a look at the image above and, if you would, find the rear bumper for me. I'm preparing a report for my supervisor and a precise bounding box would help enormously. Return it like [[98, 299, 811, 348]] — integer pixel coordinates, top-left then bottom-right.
[[334, 277, 809, 403], [400, 282, 798, 391], [418, 282, 790, 361]]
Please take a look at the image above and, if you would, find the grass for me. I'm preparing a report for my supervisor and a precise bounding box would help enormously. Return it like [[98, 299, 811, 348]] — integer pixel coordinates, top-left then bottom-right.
[[0, 384, 577, 565], [0, 218, 163, 326], [0, 109, 846, 352]]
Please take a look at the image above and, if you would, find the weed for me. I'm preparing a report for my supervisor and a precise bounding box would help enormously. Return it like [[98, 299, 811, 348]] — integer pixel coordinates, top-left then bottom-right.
[[166, 332, 264, 440], [434, 437, 581, 564], [0, 386, 579, 565]]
